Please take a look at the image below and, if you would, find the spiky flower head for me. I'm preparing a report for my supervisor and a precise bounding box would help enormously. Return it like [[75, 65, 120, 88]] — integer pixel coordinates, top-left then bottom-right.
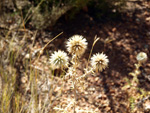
[[50, 50, 69, 69], [66, 35, 88, 56], [136, 52, 148, 64], [91, 53, 109, 72]]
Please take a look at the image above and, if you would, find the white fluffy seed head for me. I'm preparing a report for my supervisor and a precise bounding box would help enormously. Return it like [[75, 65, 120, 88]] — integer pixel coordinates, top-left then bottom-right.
[[50, 50, 69, 69], [66, 35, 88, 57], [136, 52, 148, 64], [91, 53, 109, 72]]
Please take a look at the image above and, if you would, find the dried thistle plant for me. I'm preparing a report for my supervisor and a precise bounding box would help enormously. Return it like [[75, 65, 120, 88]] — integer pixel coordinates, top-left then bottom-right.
[[49, 34, 109, 112]]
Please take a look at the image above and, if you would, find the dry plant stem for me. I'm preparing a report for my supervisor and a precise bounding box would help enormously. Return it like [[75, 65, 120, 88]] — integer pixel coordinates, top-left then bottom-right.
[[37, 32, 63, 60], [73, 76, 77, 113], [87, 36, 99, 67], [72, 56, 78, 113], [31, 30, 38, 47], [21, 10, 26, 30], [5, 30, 12, 39], [23, 0, 45, 24]]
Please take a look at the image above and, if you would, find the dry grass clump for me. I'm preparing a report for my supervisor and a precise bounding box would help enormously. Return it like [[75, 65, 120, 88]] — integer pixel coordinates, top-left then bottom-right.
[[0, 28, 54, 113], [0, 28, 109, 113]]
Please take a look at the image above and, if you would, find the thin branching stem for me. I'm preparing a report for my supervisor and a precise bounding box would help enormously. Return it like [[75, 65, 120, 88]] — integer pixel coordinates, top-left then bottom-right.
[[87, 36, 99, 68]]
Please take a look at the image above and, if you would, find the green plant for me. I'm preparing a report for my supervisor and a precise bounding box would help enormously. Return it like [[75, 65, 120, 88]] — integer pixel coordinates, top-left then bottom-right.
[[123, 52, 149, 112]]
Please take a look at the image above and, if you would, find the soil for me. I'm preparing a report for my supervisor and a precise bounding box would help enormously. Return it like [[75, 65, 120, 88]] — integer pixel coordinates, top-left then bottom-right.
[[1, 0, 150, 113], [48, 0, 150, 112]]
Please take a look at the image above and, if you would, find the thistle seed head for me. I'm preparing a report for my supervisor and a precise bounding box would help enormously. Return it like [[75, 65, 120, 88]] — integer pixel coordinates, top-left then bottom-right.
[[91, 53, 109, 72], [50, 50, 69, 69], [136, 52, 148, 64], [66, 35, 88, 57]]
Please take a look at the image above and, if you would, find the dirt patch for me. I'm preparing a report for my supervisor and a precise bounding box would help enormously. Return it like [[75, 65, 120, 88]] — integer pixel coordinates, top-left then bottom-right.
[[46, 1, 150, 112], [0, 0, 150, 112]]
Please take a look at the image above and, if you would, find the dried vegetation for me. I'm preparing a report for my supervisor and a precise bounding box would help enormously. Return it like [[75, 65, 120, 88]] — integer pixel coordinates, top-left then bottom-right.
[[0, 0, 150, 113]]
